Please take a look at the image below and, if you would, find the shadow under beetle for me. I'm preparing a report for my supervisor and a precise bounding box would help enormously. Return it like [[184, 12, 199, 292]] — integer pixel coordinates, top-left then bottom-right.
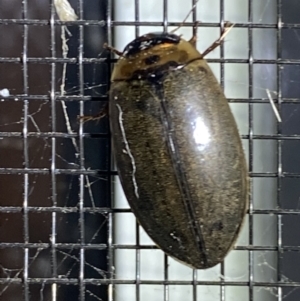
[[107, 23, 248, 269]]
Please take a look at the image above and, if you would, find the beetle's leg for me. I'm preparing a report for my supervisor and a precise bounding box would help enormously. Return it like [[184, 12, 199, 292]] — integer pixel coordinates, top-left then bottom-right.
[[103, 43, 123, 57], [188, 21, 200, 47], [200, 22, 234, 58], [78, 103, 108, 123]]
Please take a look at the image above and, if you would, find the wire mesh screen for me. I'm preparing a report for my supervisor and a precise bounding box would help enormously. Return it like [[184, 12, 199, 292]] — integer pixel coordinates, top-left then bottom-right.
[[0, 0, 300, 300]]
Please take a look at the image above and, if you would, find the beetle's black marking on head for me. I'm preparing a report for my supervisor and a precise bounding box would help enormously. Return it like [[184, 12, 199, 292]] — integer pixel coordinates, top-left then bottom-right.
[[123, 32, 180, 57], [144, 55, 161, 65]]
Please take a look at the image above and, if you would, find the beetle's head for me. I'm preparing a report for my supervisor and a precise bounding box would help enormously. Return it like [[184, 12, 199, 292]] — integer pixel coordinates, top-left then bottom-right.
[[111, 32, 202, 81], [123, 32, 181, 57]]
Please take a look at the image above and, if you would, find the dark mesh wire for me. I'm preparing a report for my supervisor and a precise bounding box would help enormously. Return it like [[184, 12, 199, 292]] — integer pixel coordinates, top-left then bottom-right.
[[0, 0, 300, 300]]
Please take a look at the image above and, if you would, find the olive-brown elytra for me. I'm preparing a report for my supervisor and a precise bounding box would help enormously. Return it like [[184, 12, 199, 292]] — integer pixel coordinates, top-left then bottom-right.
[[107, 22, 248, 269]]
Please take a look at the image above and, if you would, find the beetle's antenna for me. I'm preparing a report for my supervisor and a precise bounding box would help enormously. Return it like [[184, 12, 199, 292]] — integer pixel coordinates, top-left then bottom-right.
[[170, 0, 199, 34]]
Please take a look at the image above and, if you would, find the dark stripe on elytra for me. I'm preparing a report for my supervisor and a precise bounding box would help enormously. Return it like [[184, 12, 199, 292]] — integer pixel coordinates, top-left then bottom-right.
[[152, 81, 209, 266]]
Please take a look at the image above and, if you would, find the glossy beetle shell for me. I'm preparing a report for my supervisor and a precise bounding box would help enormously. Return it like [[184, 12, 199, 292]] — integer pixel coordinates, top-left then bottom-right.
[[109, 33, 248, 269]]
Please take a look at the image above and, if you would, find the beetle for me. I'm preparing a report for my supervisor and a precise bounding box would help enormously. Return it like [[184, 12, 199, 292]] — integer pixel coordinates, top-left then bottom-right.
[[105, 23, 248, 269]]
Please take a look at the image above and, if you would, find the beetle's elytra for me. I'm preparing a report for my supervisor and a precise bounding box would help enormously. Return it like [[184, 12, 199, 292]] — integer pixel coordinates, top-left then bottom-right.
[[108, 30, 248, 269]]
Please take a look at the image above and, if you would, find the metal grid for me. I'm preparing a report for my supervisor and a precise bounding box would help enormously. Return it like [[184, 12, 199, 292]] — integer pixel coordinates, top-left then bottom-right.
[[0, 0, 300, 300]]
